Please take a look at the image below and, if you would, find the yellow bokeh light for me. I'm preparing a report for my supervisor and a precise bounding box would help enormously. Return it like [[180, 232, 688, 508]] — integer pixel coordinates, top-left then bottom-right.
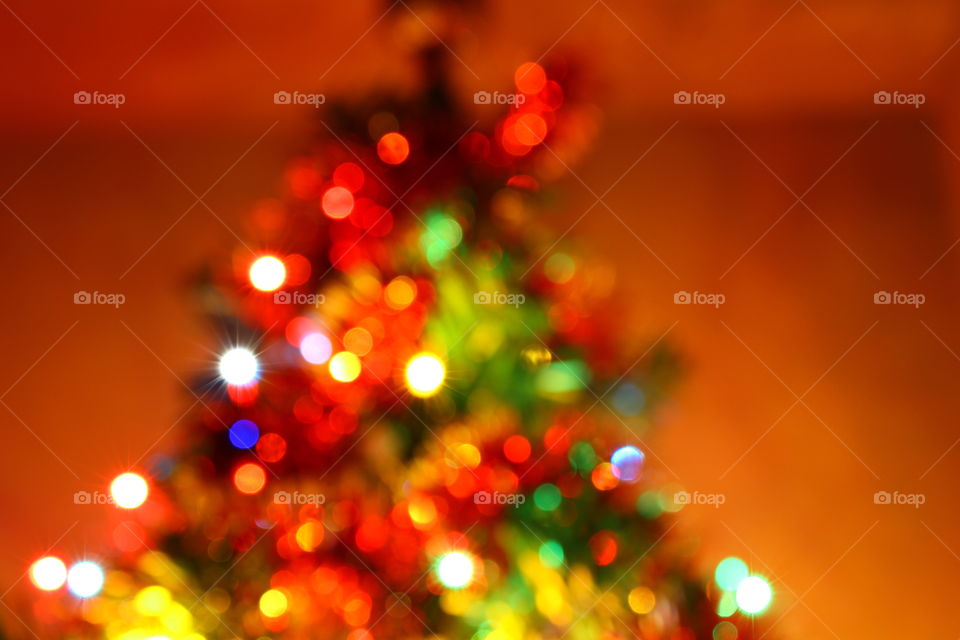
[[628, 586, 656, 614], [296, 521, 324, 552], [249, 256, 286, 291], [329, 351, 362, 382], [384, 276, 417, 310], [404, 352, 445, 397], [259, 588, 288, 618], [134, 585, 172, 616], [408, 495, 438, 527]]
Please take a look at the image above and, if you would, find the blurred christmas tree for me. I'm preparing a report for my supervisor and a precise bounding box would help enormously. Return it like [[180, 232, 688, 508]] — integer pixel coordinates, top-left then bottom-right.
[[21, 4, 773, 640]]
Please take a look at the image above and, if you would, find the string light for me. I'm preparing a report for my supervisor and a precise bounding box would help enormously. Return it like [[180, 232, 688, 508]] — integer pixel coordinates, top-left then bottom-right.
[[219, 347, 259, 386], [404, 352, 445, 397], [29, 556, 66, 591], [110, 472, 149, 509], [249, 256, 286, 291], [66, 561, 104, 598], [436, 551, 474, 589]]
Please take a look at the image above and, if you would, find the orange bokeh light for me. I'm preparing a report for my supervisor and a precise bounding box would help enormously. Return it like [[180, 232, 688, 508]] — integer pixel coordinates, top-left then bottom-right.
[[513, 113, 547, 146], [377, 133, 410, 165], [322, 186, 355, 219], [234, 463, 267, 494], [503, 435, 531, 463], [515, 62, 547, 94]]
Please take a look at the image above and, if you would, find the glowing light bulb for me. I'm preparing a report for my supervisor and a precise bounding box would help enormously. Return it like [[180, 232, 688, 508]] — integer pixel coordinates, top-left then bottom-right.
[[259, 588, 288, 617], [110, 472, 149, 509], [735, 576, 772, 614], [249, 256, 286, 291], [436, 551, 473, 589], [67, 561, 104, 598], [30, 556, 67, 591], [219, 347, 259, 386], [405, 352, 445, 397]]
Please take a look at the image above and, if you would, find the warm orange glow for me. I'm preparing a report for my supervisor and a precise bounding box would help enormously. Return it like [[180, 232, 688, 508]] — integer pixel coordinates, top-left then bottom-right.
[[296, 520, 324, 552], [234, 463, 266, 494], [333, 162, 365, 192], [322, 186, 355, 219], [384, 276, 417, 310], [513, 113, 547, 146], [377, 132, 410, 165], [515, 62, 547, 94], [503, 435, 531, 463], [343, 327, 373, 356]]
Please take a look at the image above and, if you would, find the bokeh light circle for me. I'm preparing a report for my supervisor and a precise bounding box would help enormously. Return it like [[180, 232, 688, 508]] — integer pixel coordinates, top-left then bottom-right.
[[714, 556, 749, 591], [436, 551, 473, 589], [66, 561, 104, 598], [30, 556, 67, 591], [249, 256, 286, 291], [300, 332, 333, 365], [610, 446, 645, 482], [329, 351, 362, 382], [228, 419, 260, 450], [219, 347, 259, 386], [405, 353, 445, 397], [110, 472, 149, 509], [735, 576, 772, 614]]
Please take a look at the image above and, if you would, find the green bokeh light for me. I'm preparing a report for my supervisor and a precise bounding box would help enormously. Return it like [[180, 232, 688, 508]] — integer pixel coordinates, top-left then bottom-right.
[[714, 556, 749, 591], [533, 484, 562, 511], [538, 540, 565, 568]]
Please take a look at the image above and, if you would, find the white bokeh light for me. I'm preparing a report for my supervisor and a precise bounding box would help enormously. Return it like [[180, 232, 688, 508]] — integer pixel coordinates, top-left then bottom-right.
[[67, 561, 104, 598], [248, 256, 286, 291], [219, 347, 259, 386], [30, 556, 67, 591], [735, 575, 772, 614], [110, 472, 149, 509]]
